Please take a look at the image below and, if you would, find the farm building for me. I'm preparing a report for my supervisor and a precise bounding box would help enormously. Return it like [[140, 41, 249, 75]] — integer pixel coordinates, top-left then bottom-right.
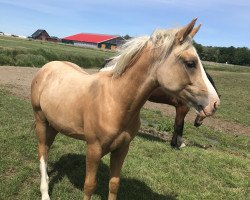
[[31, 29, 60, 42], [62, 33, 125, 50], [31, 29, 50, 40]]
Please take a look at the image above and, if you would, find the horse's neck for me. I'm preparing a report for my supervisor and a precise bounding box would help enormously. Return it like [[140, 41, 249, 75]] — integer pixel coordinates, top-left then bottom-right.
[[112, 51, 158, 114]]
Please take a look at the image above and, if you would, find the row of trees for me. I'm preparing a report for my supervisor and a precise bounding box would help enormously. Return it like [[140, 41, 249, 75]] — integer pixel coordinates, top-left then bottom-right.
[[123, 35, 250, 66], [194, 42, 250, 66]]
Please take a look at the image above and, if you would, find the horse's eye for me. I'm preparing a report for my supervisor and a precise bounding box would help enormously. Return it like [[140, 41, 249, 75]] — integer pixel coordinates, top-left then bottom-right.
[[185, 61, 196, 69]]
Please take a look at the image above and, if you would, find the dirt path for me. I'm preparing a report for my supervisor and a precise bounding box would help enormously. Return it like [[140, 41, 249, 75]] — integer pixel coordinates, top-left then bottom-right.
[[0, 66, 249, 136]]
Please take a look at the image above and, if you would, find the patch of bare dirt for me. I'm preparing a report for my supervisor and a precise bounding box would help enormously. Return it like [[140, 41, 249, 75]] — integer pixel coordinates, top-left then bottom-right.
[[0, 66, 98, 99], [0, 66, 249, 136], [144, 101, 250, 136]]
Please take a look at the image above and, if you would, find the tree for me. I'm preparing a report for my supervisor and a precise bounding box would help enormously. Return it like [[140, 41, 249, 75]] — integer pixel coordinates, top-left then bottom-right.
[[234, 47, 250, 66], [193, 42, 250, 66], [193, 41, 203, 58], [123, 34, 132, 40]]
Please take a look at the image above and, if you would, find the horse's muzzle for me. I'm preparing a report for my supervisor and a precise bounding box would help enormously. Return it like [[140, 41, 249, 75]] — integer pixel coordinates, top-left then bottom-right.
[[202, 98, 220, 117]]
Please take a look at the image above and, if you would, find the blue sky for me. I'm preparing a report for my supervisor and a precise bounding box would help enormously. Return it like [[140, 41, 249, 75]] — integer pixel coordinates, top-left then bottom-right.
[[0, 0, 249, 47]]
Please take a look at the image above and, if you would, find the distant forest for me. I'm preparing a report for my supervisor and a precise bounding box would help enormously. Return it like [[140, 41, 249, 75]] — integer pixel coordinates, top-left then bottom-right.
[[193, 41, 250, 66], [123, 35, 250, 67]]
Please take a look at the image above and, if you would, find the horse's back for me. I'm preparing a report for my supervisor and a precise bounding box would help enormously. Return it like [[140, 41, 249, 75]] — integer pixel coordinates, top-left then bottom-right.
[[32, 61, 85, 103], [33, 61, 88, 82]]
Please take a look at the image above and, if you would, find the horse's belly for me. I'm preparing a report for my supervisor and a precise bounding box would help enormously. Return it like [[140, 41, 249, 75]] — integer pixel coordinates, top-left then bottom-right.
[[47, 116, 86, 140], [40, 95, 86, 140], [58, 130, 86, 140]]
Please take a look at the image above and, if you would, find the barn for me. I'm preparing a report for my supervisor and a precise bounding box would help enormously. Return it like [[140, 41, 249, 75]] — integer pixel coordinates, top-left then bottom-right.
[[31, 29, 50, 41], [31, 29, 60, 42], [62, 33, 125, 50]]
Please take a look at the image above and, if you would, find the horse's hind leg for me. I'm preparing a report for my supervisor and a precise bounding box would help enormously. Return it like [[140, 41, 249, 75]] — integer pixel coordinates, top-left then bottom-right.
[[35, 112, 58, 200]]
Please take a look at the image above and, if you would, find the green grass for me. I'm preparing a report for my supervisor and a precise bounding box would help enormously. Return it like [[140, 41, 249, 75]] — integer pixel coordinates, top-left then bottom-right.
[[206, 70, 250, 126], [203, 61, 250, 73], [0, 36, 114, 68], [0, 89, 249, 200]]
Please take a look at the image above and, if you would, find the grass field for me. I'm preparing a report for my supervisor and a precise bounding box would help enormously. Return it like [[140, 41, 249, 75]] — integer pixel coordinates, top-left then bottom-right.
[[203, 61, 250, 73], [0, 88, 249, 200], [0, 36, 114, 68], [0, 35, 250, 199], [206, 70, 250, 126]]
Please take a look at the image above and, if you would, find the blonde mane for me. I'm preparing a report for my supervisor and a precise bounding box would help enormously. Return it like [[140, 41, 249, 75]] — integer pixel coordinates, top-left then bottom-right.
[[106, 28, 193, 78]]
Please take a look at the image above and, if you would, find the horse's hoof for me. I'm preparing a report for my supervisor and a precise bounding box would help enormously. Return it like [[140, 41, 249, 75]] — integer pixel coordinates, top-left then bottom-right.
[[180, 143, 186, 148], [171, 142, 177, 148], [42, 194, 50, 200]]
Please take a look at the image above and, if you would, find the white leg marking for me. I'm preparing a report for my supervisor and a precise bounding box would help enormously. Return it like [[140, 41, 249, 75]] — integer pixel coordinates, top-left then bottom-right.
[[40, 156, 50, 200]]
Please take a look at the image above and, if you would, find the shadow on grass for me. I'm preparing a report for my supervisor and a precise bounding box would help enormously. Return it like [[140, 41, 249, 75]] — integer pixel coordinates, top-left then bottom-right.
[[49, 153, 177, 200], [138, 131, 170, 143]]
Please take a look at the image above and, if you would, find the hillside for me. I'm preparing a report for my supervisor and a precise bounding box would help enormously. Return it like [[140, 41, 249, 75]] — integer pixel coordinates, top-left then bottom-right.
[[0, 35, 114, 68]]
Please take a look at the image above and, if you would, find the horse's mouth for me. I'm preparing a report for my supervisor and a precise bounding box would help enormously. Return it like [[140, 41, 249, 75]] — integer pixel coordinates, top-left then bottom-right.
[[192, 105, 206, 127], [197, 105, 207, 117]]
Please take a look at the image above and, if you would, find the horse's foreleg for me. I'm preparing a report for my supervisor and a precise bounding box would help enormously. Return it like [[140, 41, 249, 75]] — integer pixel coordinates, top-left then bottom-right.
[[35, 115, 57, 200], [108, 144, 130, 200], [171, 105, 189, 148], [83, 143, 102, 200]]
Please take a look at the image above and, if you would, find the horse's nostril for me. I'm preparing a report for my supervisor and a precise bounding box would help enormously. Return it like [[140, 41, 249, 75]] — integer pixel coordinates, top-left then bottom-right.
[[214, 101, 219, 110]]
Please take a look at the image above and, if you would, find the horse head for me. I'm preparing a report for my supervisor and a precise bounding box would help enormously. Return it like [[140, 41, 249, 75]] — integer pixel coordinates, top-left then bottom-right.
[[153, 18, 220, 117]]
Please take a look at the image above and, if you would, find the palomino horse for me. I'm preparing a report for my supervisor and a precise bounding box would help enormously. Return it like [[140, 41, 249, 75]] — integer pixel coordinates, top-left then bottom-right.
[[31, 18, 220, 200]]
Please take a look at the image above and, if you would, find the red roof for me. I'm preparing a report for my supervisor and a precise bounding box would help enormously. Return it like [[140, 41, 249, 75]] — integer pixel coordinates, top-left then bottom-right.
[[63, 33, 118, 43]]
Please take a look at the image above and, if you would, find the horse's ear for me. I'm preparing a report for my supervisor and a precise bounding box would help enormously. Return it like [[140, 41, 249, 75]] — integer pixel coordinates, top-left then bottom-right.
[[190, 24, 202, 38], [175, 18, 197, 44]]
